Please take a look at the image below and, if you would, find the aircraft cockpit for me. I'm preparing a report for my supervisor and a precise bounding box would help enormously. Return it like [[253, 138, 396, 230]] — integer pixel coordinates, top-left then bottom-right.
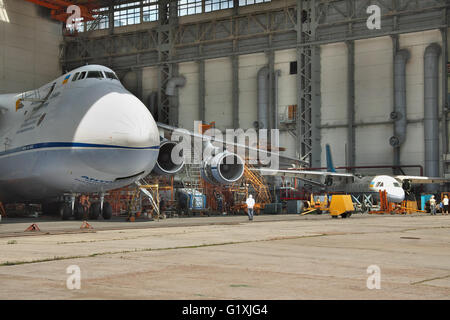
[[71, 70, 120, 83]]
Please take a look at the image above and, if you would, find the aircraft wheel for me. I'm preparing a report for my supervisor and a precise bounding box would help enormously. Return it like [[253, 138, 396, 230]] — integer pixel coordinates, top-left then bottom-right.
[[89, 202, 101, 220], [341, 212, 352, 219], [74, 203, 86, 220], [102, 202, 112, 220], [42, 202, 58, 216], [60, 203, 72, 221]]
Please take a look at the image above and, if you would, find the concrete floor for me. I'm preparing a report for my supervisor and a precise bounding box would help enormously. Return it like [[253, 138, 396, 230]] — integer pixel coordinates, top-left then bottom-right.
[[0, 213, 449, 299]]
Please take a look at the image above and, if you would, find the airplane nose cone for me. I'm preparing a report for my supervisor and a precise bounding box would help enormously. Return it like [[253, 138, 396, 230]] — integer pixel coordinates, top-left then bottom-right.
[[388, 189, 405, 203], [76, 91, 159, 148], [74, 91, 160, 175]]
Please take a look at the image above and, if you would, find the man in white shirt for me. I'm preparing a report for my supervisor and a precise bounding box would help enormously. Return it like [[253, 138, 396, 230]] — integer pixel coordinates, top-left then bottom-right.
[[246, 195, 255, 221], [442, 195, 449, 215]]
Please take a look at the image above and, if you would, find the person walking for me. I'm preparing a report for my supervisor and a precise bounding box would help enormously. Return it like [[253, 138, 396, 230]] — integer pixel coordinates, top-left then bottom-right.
[[430, 195, 437, 215], [246, 195, 255, 221], [442, 195, 449, 215]]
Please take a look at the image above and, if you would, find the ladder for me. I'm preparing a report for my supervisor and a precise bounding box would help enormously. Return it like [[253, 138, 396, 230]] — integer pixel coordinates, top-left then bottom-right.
[[135, 179, 160, 218]]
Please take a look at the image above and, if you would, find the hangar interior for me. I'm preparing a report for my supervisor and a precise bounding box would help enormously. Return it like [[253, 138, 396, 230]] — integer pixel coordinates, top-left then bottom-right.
[[0, 0, 449, 217]]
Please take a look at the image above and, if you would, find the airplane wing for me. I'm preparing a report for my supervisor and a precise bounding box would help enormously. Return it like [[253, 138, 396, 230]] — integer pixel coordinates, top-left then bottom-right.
[[254, 168, 355, 187], [156, 122, 307, 167], [395, 175, 449, 184]]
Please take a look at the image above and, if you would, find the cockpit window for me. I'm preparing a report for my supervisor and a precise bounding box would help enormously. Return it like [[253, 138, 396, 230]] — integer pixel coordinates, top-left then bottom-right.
[[86, 71, 104, 79], [105, 72, 119, 80], [79, 71, 87, 80], [72, 73, 80, 81], [376, 182, 384, 187], [393, 182, 400, 187]]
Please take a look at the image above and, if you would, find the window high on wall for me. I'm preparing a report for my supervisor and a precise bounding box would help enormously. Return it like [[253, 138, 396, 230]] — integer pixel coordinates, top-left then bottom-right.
[[205, 0, 233, 12], [239, 0, 271, 5], [179, 0, 202, 16], [143, 0, 158, 22], [114, 2, 141, 27], [86, 7, 109, 31], [78, 0, 272, 31]]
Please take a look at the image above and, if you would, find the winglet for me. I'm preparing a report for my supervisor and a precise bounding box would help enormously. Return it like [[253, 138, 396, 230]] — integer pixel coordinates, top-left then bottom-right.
[[325, 144, 336, 173]]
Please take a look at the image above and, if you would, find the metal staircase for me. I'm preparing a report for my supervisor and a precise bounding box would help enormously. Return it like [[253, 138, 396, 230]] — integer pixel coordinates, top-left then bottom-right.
[[135, 179, 160, 217]]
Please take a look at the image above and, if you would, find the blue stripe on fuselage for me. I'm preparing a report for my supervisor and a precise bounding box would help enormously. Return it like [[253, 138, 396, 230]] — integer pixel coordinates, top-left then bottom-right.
[[0, 142, 160, 158]]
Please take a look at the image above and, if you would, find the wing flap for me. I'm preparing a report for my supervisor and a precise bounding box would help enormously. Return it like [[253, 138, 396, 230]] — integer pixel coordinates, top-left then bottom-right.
[[395, 175, 449, 184], [254, 168, 355, 185]]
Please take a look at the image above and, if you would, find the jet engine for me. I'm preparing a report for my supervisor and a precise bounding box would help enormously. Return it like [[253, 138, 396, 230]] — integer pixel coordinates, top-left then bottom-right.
[[152, 140, 185, 175], [201, 151, 245, 185], [402, 179, 412, 193]]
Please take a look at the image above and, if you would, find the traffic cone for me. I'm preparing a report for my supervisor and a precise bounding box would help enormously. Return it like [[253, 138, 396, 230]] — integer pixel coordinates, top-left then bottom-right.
[[80, 221, 93, 229], [24, 223, 40, 232]]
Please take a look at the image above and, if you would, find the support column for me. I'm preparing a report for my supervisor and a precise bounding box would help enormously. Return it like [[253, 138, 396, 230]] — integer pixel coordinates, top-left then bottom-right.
[[232, 55, 239, 129], [157, 0, 178, 126], [267, 50, 275, 130], [296, 0, 321, 167], [441, 28, 448, 157], [108, 1, 115, 35], [232, 0, 240, 129], [441, 26, 449, 178], [346, 41, 355, 171], [136, 68, 143, 102], [198, 60, 205, 123]]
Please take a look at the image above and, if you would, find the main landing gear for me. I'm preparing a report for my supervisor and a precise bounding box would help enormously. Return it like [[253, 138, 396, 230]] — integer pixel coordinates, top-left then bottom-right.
[[43, 194, 112, 221]]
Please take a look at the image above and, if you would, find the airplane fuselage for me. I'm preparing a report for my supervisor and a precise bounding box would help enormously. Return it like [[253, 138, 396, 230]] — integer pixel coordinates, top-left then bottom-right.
[[0, 65, 160, 203], [329, 175, 405, 203]]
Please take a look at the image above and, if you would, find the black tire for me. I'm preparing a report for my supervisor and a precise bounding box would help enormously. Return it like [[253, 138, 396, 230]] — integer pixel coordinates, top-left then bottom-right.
[[74, 203, 86, 220], [89, 202, 101, 220], [341, 212, 351, 219], [42, 202, 58, 216], [60, 203, 72, 221], [102, 202, 112, 220]]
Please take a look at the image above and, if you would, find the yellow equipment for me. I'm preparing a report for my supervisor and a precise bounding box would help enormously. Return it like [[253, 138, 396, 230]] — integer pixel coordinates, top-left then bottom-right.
[[303, 194, 354, 218], [328, 195, 354, 218]]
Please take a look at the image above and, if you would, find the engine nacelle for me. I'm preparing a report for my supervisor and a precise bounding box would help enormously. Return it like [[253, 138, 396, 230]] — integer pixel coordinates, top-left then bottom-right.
[[152, 140, 185, 175], [201, 151, 245, 185]]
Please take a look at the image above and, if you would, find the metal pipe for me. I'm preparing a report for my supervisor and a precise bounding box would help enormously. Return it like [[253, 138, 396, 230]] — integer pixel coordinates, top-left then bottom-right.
[[147, 91, 158, 119], [165, 76, 186, 96], [274, 69, 281, 130], [390, 49, 410, 148], [424, 43, 441, 178], [256, 66, 270, 129]]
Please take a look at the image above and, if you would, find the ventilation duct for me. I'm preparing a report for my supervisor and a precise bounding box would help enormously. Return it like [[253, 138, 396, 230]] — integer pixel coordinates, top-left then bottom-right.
[[424, 43, 441, 178], [165, 76, 186, 96], [147, 92, 158, 119], [390, 49, 410, 148], [256, 66, 270, 129]]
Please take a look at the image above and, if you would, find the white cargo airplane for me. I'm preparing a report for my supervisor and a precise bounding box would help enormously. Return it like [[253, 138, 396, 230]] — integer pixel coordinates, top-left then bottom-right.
[[0, 65, 246, 220]]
